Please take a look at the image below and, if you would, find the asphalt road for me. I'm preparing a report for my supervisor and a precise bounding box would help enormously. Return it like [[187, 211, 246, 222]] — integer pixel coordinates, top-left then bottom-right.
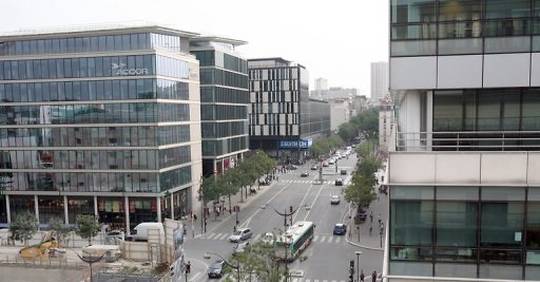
[[183, 153, 385, 282]]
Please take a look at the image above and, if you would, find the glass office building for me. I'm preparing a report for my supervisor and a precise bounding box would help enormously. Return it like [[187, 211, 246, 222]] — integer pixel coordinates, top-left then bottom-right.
[[0, 25, 202, 232], [248, 58, 330, 163], [387, 1, 540, 281], [190, 37, 249, 176]]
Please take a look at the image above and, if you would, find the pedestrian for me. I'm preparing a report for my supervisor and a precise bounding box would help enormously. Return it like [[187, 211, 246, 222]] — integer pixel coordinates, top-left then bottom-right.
[[193, 214, 197, 221], [369, 225, 373, 235], [233, 225, 237, 232], [369, 211, 373, 223], [360, 269, 365, 282], [372, 271, 377, 282], [186, 261, 191, 274]]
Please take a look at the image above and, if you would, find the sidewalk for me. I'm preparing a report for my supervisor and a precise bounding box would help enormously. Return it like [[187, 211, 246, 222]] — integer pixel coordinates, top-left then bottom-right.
[[345, 191, 389, 251], [187, 171, 287, 238]]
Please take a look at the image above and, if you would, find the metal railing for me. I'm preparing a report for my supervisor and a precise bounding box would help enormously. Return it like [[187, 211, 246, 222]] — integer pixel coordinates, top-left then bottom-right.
[[395, 131, 540, 151]]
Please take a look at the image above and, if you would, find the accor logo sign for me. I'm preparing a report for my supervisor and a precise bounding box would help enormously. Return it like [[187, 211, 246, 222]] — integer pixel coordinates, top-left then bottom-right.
[[112, 63, 149, 76]]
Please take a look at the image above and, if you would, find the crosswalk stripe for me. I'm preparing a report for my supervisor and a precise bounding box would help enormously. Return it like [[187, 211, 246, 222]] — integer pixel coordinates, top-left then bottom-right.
[[327, 237, 333, 243], [206, 233, 217, 239], [305, 280, 310, 282], [314, 280, 319, 282], [332, 280, 337, 282], [313, 235, 319, 242], [320, 236, 326, 243], [253, 234, 261, 241], [219, 233, 229, 240], [323, 280, 328, 282], [335, 237, 341, 243], [212, 233, 223, 240]]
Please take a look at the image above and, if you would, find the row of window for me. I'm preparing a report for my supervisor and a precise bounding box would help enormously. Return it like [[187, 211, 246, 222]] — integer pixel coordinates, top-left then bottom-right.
[[0, 79, 188, 103], [0, 55, 190, 81], [249, 67, 299, 80], [200, 68, 248, 89], [0, 55, 154, 80], [192, 50, 248, 74], [202, 136, 248, 156], [250, 90, 300, 104], [433, 88, 540, 132], [250, 124, 300, 137], [201, 121, 248, 139], [0, 33, 185, 56], [250, 102, 299, 116], [201, 86, 249, 104], [250, 80, 300, 92], [0, 146, 190, 170], [0, 166, 191, 193], [201, 104, 248, 121], [0, 103, 190, 125], [0, 125, 190, 148]]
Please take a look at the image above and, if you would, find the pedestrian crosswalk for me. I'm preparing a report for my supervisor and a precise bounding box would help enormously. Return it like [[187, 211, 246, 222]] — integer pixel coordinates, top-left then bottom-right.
[[197, 232, 346, 245]]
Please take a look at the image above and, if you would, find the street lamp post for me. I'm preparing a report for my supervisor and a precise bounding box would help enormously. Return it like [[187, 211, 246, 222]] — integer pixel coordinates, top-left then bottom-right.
[[71, 251, 104, 282], [205, 252, 240, 281], [267, 205, 299, 282], [355, 251, 362, 282], [379, 223, 384, 248]]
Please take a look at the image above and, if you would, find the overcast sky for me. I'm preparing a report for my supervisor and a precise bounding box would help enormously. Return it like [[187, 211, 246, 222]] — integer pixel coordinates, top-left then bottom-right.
[[0, 0, 388, 96]]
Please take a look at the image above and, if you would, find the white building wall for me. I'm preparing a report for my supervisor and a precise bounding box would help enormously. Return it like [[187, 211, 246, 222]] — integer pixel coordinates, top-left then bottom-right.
[[329, 100, 351, 131], [371, 62, 389, 101]]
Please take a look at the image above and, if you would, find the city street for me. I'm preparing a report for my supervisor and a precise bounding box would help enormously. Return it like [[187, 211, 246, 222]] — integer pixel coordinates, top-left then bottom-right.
[[183, 153, 387, 281]]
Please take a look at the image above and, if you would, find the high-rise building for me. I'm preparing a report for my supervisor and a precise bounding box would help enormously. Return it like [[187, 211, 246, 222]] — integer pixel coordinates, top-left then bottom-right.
[[0, 24, 202, 232], [385, 1, 540, 281], [370, 61, 388, 102], [190, 37, 249, 176], [328, 98, 351, 131], [248, 58, 330, 163], [314, 77, 328, 91]]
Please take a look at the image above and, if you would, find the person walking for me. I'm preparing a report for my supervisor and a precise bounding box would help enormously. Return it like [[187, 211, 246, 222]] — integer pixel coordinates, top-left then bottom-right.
[[371, 270, 377, 282], [369, 211, 373, 223], [360, 269, 365, 282]]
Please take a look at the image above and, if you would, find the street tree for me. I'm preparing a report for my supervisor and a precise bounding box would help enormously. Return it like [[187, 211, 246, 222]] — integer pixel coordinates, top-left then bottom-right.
[[229, 241, 284, 282], [9, 211, 38, 246], [76, 214, 100, 246], [49, 217, 72, 246], [344, 173, 377, 210]]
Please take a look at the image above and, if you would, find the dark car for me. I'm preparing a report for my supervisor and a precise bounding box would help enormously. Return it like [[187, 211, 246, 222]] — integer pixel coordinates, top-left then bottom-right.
[[340, 169, 347, 175], [335, 178, 343, 186], [354, 209, 368, 224], [333, 223, 347, 236], [300, 171, 309, 177], [207, 259, 225, 278]]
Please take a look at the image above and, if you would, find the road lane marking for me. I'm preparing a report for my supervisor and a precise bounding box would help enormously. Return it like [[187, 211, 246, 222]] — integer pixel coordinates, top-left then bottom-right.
[[219, 233, 229, 240], [206, 233, 217, 239], [253, 233, 261, 241], [303, 179, 326, 221], [189, 272, 201, 281], [320, 236, 326, 243], [327, 237, 333, 243], [336, 237, 341, 243], [239, 182, 294, 228], [313, 235, 319, 242]]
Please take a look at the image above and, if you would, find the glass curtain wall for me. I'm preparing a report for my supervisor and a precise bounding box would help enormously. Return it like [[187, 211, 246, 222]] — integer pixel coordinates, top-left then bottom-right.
[[391, 0, 540, 56], [389, 186, 540, 280]]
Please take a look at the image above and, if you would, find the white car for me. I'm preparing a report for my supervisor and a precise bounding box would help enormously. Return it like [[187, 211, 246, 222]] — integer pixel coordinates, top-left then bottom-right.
[[330, 195, 340, 205], [328, 159, 335, 165], [233, 241, 250, 255], [261, 232, 275, 245], [228, 228, 252, 243]]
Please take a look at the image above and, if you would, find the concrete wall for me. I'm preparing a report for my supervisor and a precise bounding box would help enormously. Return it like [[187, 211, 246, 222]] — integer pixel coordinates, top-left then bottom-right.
[[390, 53, 537, 90], [388, 151, 540, 186]]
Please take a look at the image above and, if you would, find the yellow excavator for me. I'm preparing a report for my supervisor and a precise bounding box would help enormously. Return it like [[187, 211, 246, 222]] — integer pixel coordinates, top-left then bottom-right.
[[19, 232, 59, 259]]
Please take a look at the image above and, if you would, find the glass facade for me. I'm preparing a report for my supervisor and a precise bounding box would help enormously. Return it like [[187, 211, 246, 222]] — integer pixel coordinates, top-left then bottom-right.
[[192, 48, 248, 175], [390, 186, 540, 280], [0, 29, 198, 227], [0, 32, 187, 56], [391, 0, 540, 56]]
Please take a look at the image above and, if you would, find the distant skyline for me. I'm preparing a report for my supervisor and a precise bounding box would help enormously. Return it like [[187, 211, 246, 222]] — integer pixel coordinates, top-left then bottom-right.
[[0, 0, 389, 95]]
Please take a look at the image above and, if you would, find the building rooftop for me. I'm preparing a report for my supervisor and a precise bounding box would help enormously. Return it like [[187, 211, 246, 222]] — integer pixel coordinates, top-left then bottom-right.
[[190, 36, 247, 47], [0, 21, 200, 40]]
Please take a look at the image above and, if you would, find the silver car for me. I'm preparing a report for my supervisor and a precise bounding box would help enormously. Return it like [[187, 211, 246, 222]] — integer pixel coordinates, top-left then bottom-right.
[[228, 228, 252, 242]]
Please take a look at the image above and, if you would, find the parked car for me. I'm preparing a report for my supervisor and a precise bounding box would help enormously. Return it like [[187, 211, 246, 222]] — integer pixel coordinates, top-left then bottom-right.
[[330, 195, 340, 205], [333, 223, 347, 236], [131, 222, 164, 241], [354, 209, 368, 224], [258, 177, 271, 185], [328, 159, 335, 165], [311, 165, 318, 171], [340, 169, 347, 175], [322, 162, 329, 167], [228, 228, 253, 243], [233, 241, 250, 255], [207, 259, 225, 279], [335, 178, 344, 186], [300, 171, 310, 177]]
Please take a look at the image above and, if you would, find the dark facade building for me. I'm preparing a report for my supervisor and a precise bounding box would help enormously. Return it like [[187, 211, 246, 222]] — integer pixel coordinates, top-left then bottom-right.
[[0, 25, 202, 232], [248, 58, 330, 163], [190, 37, 249, 176]]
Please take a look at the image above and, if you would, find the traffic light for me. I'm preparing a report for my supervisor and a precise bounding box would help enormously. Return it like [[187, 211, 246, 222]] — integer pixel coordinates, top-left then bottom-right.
[[348, 260, 355, 282]]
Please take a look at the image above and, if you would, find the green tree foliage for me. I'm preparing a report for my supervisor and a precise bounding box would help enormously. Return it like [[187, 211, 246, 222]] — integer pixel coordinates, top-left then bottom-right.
[[49, 217, 72, 246], [310, 134, 344, 159], [76, 215, 100, 246], [338, 108, 380, 143], [229, 241, 284, 282], [9, 211, 38, 246]]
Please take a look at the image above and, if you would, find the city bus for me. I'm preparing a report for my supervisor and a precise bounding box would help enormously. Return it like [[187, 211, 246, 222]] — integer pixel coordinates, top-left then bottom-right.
[[274, 221, 315, 262]]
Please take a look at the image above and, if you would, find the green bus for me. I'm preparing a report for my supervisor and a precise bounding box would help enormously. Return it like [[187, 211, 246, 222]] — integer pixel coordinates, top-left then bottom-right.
[[274, 221, 315, 262]]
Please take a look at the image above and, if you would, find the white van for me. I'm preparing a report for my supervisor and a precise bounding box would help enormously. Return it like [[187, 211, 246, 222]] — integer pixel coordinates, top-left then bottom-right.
[[132, 222, 164, 241]]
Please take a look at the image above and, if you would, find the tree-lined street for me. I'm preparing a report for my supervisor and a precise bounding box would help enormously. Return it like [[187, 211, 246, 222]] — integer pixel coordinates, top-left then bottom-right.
[[182, 151, 388, 281]]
